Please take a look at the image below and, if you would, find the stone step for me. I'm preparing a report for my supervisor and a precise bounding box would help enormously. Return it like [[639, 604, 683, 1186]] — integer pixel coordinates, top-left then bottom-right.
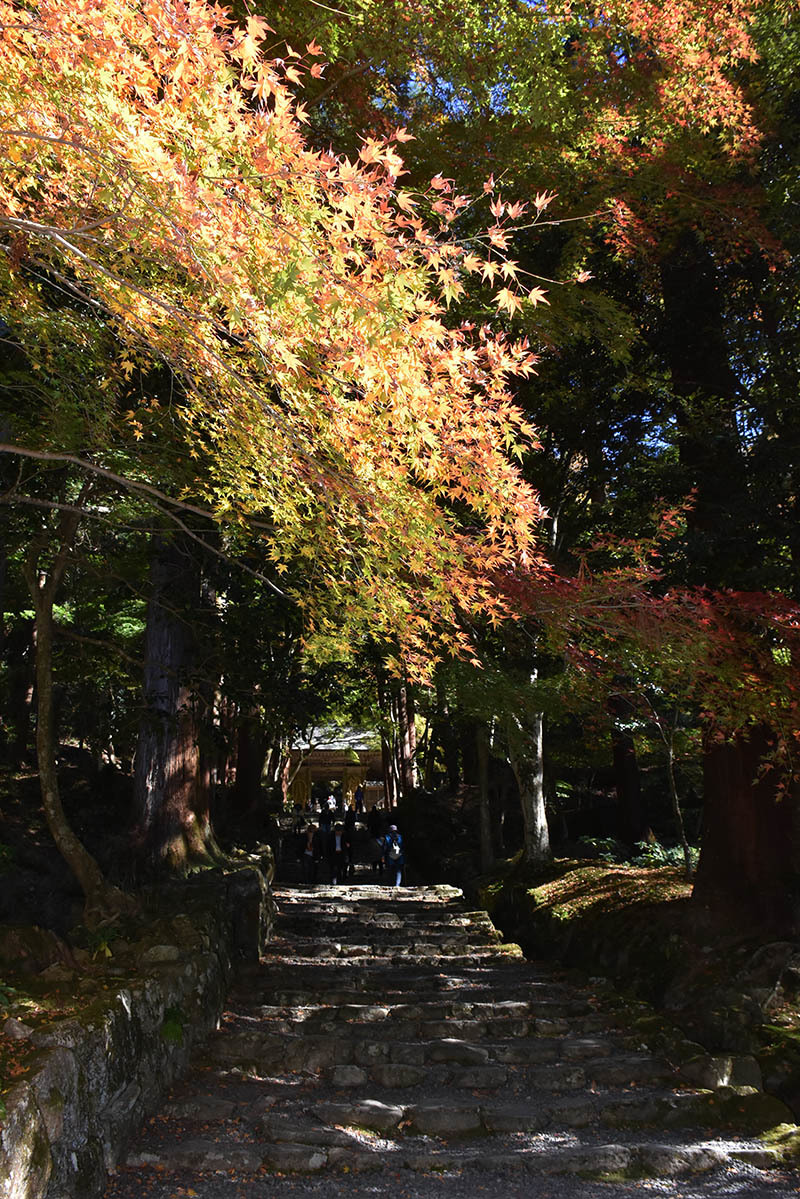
[[126, 1124, 779, 1180], [242, 962, 592, 996], [275, 885, 464, 905], [126, 1103, 782, 1179], [251, 998, 596, 1026], [272, 920, 503, 940], [276, 910, 499, 929], [253, 1131, 772, 1179], [307, 1086, 784, 1136], [206, 1021, 680, 1092], [263, 939, 506, 960], [260, 992, 603, 1031], [261, 947, 526, 968], [113, 882, 796, 1195], [239, 1011, 608, 1045]]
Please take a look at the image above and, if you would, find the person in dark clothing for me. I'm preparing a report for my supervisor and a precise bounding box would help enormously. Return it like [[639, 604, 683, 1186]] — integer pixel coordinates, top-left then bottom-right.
[[329, 822, 350, 884], [318, 801, 333, 859], [367, 804, 385, 876], [301, 823, 322, 883], [344, 804, 357, 878], [367, 804, 383, 837]]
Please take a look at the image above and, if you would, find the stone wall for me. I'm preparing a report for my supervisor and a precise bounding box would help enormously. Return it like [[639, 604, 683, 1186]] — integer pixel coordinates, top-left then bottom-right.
[[0, 862, 273, 1199]]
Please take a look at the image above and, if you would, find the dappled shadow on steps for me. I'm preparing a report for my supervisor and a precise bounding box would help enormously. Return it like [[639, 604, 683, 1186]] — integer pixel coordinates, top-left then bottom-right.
[[103, 883, 800, 1198]]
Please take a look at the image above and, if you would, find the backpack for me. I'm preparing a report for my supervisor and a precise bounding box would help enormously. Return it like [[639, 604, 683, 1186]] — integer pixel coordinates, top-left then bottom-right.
[[387, 835, 401, 862]]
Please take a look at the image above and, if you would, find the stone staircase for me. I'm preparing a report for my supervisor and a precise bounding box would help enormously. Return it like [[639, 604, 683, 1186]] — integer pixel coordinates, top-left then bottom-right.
[[106, 884, 798, 1195]]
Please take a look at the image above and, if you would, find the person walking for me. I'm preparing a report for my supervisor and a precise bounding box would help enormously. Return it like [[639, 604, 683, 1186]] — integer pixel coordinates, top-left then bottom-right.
[[329, 822, 350, 884], [344, 804, 357, 878], [383, 824, 405, 887], [367, 803, 385, 877], [301, 823, 322, 884]]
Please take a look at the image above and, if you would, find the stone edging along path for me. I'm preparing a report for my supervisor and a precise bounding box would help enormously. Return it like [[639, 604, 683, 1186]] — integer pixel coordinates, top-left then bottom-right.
[[102, 883, 800, 1197], [0, 863, 273, 1199]]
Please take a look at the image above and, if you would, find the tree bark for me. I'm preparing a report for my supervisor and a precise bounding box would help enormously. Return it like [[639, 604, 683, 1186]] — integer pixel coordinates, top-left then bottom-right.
[[23, 498, 133, 922], [507, 708, 551, 867], [377, 674, 400, 808], [476, 722, 494, 872], [660, 231, 746, 584], [231, 708, 267, 813], [132, 535, 217, 870], [423, 717, 441, 789], [693, 725, 799, 932], [607, 693, 651, 843], [396, 683, 417, 797], [381, 730, 398, 809]]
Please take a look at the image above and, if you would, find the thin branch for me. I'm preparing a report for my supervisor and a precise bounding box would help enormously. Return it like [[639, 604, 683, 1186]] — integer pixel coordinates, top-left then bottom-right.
[[0, 493, 99, 521], [147, 498, 286, 598], [46, 480, 92, 599], [57, 627, 143, 670], [305, 0, 353, 15], [0, 442, 271, 526]]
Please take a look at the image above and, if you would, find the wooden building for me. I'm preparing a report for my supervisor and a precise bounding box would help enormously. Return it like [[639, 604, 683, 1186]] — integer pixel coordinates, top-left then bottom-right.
[[287, 728, 385, 809]]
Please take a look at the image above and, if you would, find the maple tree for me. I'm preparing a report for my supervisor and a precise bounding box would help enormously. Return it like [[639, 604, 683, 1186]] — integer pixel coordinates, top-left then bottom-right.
[[0, 0, 555, 663], [0, 0, 561, 906]]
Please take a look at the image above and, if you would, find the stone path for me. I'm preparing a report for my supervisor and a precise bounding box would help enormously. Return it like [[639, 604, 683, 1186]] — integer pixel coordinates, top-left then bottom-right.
[[104, 884, 800, 1198]]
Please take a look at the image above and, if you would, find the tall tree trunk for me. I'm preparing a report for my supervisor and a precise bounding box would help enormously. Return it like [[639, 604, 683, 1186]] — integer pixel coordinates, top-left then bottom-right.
[[607, 692, 651, 844], [381, 731, 398, 809], [215, 694, 237, 789], [476, 722, 494, 872], [507, 708, 551, 867], [693, 725, 799, 932], [660, 231, 745, 584], [396, 682, 416, 797], [441, 714, 461, 793], [232, 707, 267, 813], [132, 535, 217, 870], [460, 719, 479, 787], [23, 496, 133, 923], [278, 750, 291, 806], [423, 717, 441, 789], [666, 740, 693, 880], [377, 674, 399, 808]]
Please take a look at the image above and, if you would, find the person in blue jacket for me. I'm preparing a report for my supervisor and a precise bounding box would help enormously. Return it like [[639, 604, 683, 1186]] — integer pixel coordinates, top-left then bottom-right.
[[383, 824, 405, 886]]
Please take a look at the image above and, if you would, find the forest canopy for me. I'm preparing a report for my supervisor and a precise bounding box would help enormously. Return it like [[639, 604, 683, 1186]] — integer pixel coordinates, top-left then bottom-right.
[[1, 0, 799, 932]]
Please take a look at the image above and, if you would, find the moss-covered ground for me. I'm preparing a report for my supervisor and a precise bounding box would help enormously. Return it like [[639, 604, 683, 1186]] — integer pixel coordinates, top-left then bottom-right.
[[476, 853, 800, 1136]]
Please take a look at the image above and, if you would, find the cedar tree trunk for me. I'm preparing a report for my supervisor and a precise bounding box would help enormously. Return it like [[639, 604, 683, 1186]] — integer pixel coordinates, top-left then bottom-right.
[[132, 535, 217, 870], [396, 683, 417, 797], [693, 725, 800, 932], [608, 693, 651, 844], [232, 708, 267, 813], [476, 722, 494, 872]]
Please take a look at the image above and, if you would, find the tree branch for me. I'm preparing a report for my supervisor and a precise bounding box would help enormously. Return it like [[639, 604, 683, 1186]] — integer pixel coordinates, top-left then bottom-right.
[[0, 443, 273, 529], [56, 627, 143, 671]]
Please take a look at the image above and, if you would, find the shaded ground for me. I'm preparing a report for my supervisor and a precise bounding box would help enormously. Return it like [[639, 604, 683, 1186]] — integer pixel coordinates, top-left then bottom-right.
[[104, 1163, 800, 1198]]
